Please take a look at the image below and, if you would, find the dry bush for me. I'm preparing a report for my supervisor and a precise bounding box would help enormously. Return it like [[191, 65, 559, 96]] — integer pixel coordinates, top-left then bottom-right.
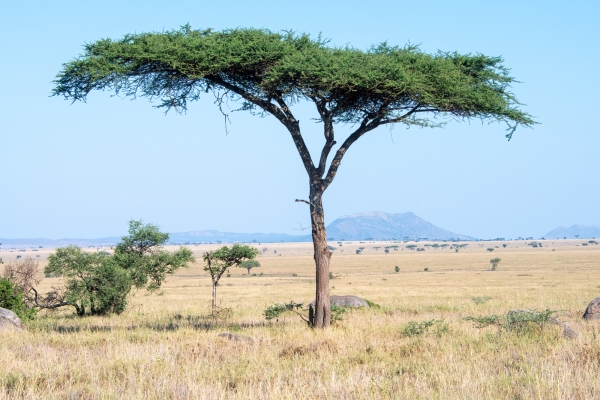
[[3, 257, 41, 308]]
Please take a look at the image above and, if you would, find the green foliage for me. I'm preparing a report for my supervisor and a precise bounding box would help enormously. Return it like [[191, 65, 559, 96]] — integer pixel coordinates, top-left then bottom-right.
[[0, 278, 36, 321], [365, 299, 381, 309], [239, 259, 260, 274], [204, 244, 259, 283], [394, 265, 400, 273], [264, 301, 304, 321], [264, 301, 346, 325], [113, 220, 193, 291], [472, 296, 492, 305], [465, 309, 557, 333], [45, 220, 194, 316], [403, 319, 443, 336], [53, 26, 535, 138]]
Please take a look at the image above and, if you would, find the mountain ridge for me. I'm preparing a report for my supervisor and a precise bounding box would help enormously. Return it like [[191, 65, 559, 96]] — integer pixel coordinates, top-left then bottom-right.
[[0, 212, 475, 246], [542, 225, 600, 239], [325, 211, 475, 241]]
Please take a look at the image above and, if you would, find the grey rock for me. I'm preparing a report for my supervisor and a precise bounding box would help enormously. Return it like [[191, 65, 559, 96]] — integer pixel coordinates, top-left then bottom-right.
[[582, 296, 600, 320], [0, 307, 25, 331], [561, 323, 579, 339], [218, 332, 255, 344], [308, 295, 369, 309]]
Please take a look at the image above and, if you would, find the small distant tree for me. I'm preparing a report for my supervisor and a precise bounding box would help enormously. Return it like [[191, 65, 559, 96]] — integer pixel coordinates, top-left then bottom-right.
[[239, 259, 261, 275], [490, 257, 501, 271], [487, 248, 494, 252], [394, 266, 400, 273], [203, 244, 259, 318], [502, 243, 508, 248]]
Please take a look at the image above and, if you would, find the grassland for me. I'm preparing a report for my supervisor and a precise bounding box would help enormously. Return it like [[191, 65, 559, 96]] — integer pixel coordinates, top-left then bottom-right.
[[1, 239, 599, 399]]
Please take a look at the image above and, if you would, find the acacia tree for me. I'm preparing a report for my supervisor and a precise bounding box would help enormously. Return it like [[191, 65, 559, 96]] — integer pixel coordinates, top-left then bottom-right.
[[203, 244, 259, 318], [53, 27, 534, 328], [239, 259, 261, 275]]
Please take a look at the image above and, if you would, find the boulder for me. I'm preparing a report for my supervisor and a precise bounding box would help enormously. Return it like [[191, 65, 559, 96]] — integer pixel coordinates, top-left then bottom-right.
[[582, 296, 600, 320], [218, 332, 256, 344], [308, 295, 369, 309], [0, 307, 25, 331], [561, 323, 579, 339]]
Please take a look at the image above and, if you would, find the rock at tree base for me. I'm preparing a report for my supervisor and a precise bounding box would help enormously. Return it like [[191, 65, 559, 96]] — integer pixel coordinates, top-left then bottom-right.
[[308, 295, 369, 309], [0, 307, 25, 331], [582, 296, 600, 320], [561, 324, 579, 339], [218, 332, 256, 344]]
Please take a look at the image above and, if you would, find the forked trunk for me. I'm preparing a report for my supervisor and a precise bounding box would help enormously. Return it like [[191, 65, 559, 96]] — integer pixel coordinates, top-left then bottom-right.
[[310, 190, 332, 328]]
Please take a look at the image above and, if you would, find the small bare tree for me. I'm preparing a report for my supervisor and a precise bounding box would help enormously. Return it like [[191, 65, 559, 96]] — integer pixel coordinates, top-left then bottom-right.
[[3, 257, 68, 310], [490, 257, 501, 271]]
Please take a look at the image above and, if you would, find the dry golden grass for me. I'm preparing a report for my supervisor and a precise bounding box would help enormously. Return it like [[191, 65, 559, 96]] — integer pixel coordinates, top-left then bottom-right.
[[1, 240, 600, 399]]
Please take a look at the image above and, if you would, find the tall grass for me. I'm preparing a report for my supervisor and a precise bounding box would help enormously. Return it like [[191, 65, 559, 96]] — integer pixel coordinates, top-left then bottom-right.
[[1, 241, 599, 399]]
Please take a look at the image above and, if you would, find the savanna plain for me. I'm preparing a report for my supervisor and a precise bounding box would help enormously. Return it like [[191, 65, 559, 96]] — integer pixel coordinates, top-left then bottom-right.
[[1, 239, 599, 399]]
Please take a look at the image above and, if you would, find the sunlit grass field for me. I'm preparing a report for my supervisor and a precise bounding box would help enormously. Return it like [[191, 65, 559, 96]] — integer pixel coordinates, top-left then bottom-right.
[[1, 239, 599, 399]]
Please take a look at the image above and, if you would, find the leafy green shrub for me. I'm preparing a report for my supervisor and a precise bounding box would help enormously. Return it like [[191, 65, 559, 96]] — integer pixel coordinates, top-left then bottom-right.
[[365, 299, 381, 309], [394, 266, 400, 273], [403, 319, 443, 336], [0, 278, 36, 321], [465, 309, 557, 333]]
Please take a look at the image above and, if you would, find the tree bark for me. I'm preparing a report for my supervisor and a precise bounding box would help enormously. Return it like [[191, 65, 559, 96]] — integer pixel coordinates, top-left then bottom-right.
[[212, 282, 217, 320], [310, 187, 331, 328]]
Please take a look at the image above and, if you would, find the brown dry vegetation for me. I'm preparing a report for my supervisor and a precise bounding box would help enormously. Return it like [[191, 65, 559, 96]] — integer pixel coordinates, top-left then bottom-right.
[[1, 239, 600, 399]]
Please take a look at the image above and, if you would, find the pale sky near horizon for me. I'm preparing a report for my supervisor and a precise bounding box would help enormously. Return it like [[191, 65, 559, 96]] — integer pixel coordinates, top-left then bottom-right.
[[1, 1, 598, 240]]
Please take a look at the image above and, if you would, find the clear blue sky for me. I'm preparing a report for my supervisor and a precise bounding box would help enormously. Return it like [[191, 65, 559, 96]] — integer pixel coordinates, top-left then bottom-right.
[[1, 1, 598, 240]]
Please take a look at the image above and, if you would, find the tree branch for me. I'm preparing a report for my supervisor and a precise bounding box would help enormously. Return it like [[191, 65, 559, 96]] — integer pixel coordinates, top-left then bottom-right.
[[323, 105, 421, 189], [29, 287, 70, 310], [311, 97, 336, 177], [295, 199, 314, 206], [207, 76, 315, 174]]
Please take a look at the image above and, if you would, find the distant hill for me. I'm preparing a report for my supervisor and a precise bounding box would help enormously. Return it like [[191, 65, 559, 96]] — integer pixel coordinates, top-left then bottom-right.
[[0, 211, 475, 247], [0, 237, 121, 248], [167, 230, 306, 244], [0, 231, 305, 248], [542, 225, 600, 239], [325, 211, 475, 241]]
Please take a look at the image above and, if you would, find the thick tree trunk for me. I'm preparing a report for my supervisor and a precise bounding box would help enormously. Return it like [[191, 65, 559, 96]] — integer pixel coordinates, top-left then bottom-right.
[[310, 189, 332, 328]]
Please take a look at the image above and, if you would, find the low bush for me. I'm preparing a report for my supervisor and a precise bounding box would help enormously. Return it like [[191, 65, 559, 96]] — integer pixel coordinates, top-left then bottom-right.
[[465, 309, 557, 333], [403, 319, 443, 336], [0, 277, 36, 321]]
